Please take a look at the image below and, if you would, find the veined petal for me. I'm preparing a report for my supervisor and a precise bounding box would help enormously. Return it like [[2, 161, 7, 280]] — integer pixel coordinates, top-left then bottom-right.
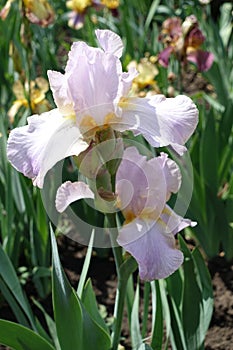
[[56, 181, 94, 212], [47, 70, 74, 115], [150, 152, 182, 200], [95, 29, 123, 58], [67, 49, 120, 123], [7, 109, 88, 188], [187, 50, 214, 72], [117, 217, 184, 280], [116, 147, 166, 220], [160, 205, 197, 235], [117, 95, 198, 155]]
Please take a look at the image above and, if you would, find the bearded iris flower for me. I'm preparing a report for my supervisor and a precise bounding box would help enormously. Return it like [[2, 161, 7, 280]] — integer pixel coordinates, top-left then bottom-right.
[[158, 15, 214, 72], [7, 29, 198, 189], [56, 146, 196, 280]]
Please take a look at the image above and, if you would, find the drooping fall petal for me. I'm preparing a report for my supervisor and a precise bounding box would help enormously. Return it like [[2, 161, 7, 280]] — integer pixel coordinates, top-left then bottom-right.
[[56, 181, 94, 212], [7, 109, 88, 188]]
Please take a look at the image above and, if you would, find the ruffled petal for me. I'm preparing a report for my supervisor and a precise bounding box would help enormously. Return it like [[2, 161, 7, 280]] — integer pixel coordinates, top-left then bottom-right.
[[67, 47, 120, 123], [160, 205, 197, 235], [187, 50, 214, 72], [117, 205, 196, 280], [47, 70, 74, 115], [117, 217, 184, 280], [7, 109, 88, 188], [116, 95, 198, 155], [150, 152, 181, 200], [116, 147, 167, 220], [56, 181, 94, 212], [95, 29, 123, 58]]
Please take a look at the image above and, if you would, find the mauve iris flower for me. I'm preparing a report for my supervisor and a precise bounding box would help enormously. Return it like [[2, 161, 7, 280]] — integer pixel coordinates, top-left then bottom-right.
[[158, 15, 214, 72], [7, 29, 198, 189], [55, 146, 196, 280]]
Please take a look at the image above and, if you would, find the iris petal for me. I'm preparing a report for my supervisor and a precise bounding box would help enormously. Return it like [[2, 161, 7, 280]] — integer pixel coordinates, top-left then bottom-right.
[[117, 206, 195, 280], [116, 147, 166, 220], [117, 95, 198, 155], [117, 217, 184, 280], [7, 109, 88, 188], [95, 29, 123, 58], [56, 181, 94, 212]]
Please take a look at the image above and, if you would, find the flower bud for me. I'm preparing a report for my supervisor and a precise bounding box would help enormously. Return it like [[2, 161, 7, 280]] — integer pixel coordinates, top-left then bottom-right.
[[23, 0, 55, 27]]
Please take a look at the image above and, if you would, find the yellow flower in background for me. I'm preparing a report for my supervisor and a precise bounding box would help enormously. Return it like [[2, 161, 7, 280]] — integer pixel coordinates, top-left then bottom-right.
[[66, 0, 92, 12], [23, 0, 55, 27], [127, 57, 159, 96], [8, 77, 50, 123], [101, 0, 119, 9], [67, 0, 119, 29]]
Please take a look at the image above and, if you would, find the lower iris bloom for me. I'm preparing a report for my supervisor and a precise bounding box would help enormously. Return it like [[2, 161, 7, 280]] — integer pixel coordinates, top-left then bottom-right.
[[56, 147, 196, 281]]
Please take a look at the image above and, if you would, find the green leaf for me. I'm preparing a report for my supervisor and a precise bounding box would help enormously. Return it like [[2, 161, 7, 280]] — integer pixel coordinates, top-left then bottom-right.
[[82, 278, 110, 335], [179, 237, 203, 350], [0, 320, 55, 350], [192, 248, 214, 341], [144, 0, 160, 30], [150, 280, 163, 350], [0, 243, 36, 329], [200, 111, 219, 194], [51, 226, 111, 350], [32, 298, 61, 350], [131, 281, 142, 349], [77, 229, 95, 298]]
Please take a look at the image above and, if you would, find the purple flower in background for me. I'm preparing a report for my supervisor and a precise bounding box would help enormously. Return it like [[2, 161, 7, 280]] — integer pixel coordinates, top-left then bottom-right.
[[7, 29, 198, 189], [56, 147, 196, 280], [158, 15, 214, 71]]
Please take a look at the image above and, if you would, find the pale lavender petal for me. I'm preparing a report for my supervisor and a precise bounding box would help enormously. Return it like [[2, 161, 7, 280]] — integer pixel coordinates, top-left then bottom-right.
[[150, 152, 182, 200], [67, 48, 120, 123], [117, 217, 184, 280], [47, 70, 74, 115], [115, 95, 198, 155], [95, 29, 123, 58], [117, 205, 196, 280], [150, 95, 199, 153], [160, 205, 197, 235], [117, 67, 138, 99], [187, 50, 214, 71], [56, 181, 94, 212], [116, 147, 166, 220], [7, 109, 88, 188]]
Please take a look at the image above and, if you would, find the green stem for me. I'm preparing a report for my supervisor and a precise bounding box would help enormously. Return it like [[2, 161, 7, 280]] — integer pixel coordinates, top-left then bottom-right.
[[106, 213, 125, 350], [141, 282, 151, 338]]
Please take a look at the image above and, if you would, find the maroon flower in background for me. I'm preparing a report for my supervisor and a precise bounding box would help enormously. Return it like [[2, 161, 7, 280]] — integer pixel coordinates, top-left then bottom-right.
[[158, 15, 214, 71]]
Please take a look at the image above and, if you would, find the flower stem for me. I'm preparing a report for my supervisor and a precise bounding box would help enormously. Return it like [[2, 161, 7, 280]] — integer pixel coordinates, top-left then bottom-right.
[[106, 213, 125, 349], [111, 271, 127, 350]]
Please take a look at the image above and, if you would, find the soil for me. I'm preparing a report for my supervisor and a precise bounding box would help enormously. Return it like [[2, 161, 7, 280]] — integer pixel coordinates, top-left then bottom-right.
[[0, 235, 232, 350]]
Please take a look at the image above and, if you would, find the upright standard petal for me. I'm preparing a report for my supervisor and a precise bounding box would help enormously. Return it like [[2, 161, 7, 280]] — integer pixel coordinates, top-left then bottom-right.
[[47, 70, 74, 116], [7, 109, 88, 188], [117, 94, 198, 155], [116, 147, 167, 221], [151, 152, 182, 200], [67, 48, 120, 123], [117, 217, 184, 280], [95, 29, 123, 58], [56, 181, 94, 212]]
